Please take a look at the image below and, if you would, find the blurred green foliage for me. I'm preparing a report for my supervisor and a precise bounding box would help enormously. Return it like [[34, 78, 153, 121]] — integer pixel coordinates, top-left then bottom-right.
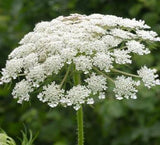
[[0, 0, 160, 145]]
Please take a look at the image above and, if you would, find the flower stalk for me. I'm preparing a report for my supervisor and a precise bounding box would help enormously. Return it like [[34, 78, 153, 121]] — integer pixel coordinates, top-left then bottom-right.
[[77, 106, 84, 145], [60, 65, 71, 88], [73, 70, 84, 145], [111, 68, 141, 78], [93, 67, 114, 83]]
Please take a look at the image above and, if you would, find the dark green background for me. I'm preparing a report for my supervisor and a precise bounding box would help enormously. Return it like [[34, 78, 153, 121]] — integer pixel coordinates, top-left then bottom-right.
[[0, 0, 160, 145]]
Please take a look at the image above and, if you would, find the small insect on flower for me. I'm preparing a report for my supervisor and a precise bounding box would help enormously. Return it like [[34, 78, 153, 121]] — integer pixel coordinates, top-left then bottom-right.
[[0, 13, 160, 110]]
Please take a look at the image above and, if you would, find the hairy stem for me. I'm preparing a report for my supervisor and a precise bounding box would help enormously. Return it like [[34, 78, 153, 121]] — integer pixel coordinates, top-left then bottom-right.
[[73, 70, 84, 145], [77, 107, 84, 145]]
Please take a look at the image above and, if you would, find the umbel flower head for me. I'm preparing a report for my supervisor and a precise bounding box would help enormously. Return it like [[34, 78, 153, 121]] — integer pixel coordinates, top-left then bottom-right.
[[0, 14, 160, 110]]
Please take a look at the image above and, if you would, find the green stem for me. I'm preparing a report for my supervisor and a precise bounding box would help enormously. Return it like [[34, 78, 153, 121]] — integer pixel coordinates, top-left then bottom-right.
[[17, 73, 26, 77], [77, 107, 84, 145], [60, 65, 71, 88], [73, 70, 84, 145], [111, 68, 140, 78], [93, 67, 114, 83]]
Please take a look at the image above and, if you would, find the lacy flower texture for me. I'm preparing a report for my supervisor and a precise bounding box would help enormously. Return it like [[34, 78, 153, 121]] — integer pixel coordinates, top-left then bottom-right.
[[1, 14, 160, 110]]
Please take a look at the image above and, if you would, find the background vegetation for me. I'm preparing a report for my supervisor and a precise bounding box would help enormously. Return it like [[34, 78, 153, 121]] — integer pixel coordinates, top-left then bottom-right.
[[0, 0, 160, 144]]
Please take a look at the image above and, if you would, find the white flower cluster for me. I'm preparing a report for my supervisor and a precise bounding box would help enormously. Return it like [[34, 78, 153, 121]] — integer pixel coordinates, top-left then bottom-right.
[[113, 50, 131, 64], [63, 85, 92, 110], [12, 80, 33, 103], [126, 40, 150, 55], [113, 76, 140, 100], [73, 56, 92, 74], [0, 13, 160, 110], [137, 66, 160, 88], [85, 73, 107, 95], [37, 82, 64, 108]]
